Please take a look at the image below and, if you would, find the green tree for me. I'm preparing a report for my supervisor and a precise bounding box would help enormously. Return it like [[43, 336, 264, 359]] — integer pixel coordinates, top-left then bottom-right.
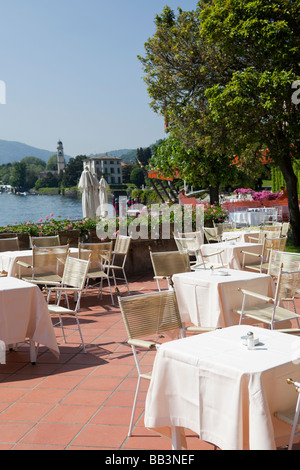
[[46, 154, 59, 171], [198, 0, 300, 244], [9, 161, 27, 191], [137, 147, 152, 166], [122, 163, 138, 184], [138, 6, 262, 203], [21, 156, 46, 189], [61, 155, 86, 188], [130, 167, 145, 188]]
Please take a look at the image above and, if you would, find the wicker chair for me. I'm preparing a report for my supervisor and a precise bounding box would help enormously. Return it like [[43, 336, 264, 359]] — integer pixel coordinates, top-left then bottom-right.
[[30, 235, 60, 247], [0, 237, 20, 252], [204, 226, 222, 243], [234, 265, 300, 330], [0, 237, 20, 276], [149, 250, 191, 290], [45, 256, 90, 353], [78, 242, 114, 303], [109, 235, 131, 293], [118, 289, 217, 436], [17, 245, 69, 286], [174, 235, 226, 270], [275, 378, 300, 450], [241, 234, 287, 272]]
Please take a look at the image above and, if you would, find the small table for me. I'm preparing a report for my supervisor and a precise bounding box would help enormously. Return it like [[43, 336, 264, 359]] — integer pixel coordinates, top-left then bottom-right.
[[145, 325, 300, 450], [200, 241, 263, 270], [0, 277, 59, 362], [0, 247, 78, 277], [173, 269, 274, 328]]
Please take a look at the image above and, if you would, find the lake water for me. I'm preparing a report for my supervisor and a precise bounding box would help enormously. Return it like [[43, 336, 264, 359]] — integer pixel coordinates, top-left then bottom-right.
[[0, 192, 83, 226]]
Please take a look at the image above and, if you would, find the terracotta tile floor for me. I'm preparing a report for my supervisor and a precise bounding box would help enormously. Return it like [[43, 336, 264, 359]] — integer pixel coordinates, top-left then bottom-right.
[[0, 273, 298, 450]]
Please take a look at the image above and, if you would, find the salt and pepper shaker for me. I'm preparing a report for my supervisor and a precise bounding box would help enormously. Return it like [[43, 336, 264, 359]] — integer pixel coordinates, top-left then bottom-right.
[[247, 331, 255, 350]]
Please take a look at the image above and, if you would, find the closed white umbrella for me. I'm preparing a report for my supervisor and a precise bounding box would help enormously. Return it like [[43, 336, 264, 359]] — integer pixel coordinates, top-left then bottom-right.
[[99, 176, 108, 217], [78, 167, 98, 218]]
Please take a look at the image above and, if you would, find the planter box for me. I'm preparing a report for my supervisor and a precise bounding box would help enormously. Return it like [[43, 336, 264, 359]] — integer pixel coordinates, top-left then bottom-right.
[[125, 237, 177, 277], [0, 232, 30, 250], [58, 230, 81, 247]]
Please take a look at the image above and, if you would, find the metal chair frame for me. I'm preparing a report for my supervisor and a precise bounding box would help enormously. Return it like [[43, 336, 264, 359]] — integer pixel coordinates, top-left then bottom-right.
[[275, 378, 300, 450], [236, 265, 300, 330], [45, 256, 91, 353], [108, 235, 131, 293], [118, 289, 217, 436], [78, 242, 114, 303], [149, 250, 191, 290]]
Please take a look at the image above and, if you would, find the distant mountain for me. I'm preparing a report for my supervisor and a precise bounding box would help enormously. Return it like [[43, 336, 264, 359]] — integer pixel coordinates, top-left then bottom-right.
[[0, 140, 58, 165]]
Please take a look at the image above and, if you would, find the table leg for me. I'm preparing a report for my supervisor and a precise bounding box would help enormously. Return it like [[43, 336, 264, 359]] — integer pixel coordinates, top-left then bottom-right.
[[171, 426, 182, 450], [30, 340, 36, 364]]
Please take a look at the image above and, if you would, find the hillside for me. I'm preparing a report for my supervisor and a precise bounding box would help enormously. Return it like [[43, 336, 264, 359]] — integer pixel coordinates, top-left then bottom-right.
[[0, 139, 59, 165], [0, 139, 161, 166]]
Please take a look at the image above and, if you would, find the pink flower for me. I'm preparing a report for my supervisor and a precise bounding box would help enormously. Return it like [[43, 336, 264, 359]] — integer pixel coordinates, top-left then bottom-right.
[[39, 219, 43, 223], [50, 213, 54, 217]]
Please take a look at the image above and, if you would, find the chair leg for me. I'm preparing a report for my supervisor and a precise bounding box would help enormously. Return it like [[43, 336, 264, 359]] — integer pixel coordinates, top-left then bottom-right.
[[74, 311, 86, 353], [288, 396, 300, 450], [128, 375, 141, 436]]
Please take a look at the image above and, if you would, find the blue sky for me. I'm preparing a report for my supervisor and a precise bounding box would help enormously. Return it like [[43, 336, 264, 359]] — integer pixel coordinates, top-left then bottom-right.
[[0, 0, 198, 157]]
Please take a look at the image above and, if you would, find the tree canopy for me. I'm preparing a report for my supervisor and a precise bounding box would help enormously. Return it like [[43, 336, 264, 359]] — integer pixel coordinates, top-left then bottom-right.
[[139, 1, 300, 244]]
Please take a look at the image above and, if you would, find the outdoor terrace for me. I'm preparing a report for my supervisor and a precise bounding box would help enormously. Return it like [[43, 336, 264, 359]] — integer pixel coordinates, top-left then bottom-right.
[[0, 273, 298, 451]]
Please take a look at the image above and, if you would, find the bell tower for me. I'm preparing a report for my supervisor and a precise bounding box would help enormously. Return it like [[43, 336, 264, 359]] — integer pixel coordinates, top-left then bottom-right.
[[57, 140, 65, 174]]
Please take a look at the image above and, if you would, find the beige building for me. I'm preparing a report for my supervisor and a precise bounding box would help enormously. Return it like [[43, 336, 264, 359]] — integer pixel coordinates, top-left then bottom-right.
[[83, 155, 123, 185]]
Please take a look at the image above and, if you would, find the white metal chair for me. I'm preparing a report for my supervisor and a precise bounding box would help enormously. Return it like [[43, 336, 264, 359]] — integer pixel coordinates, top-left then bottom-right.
[[149, 250, 191, 290], [45, 256, 90, 353], [235, 265, 300, 330], [175, 230, 204, 266], [275, 378, 300, 450], [204, 226, 222, 243], [0, 237, 20, 277], [241, 234, 287, 273], [0, 236, 20, 252], [17, 245, 69, 286], [108, 235, 131, 292], [118, 289, 217, 436], [30, 234, 61, 247], [174, 235, 226, 270], [78, 242, 114, 303]]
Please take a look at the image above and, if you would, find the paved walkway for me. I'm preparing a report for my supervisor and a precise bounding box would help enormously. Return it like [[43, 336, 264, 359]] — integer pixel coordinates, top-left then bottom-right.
[[0, 274, 298, 450]]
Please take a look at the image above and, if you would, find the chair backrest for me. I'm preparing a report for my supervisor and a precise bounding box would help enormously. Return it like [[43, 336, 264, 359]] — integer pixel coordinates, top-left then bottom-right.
[[32, 245, 70, 269], [118, 289, 183, 340], [150, 250, 191, 278], [261, 224, 282, 231], [174, 236, 199, 254], [275, 266, 300, 303], [204, 227, 221, 243], [113, 235, 131, 254], [263, 235, 287, 259], [281, 222, 290, 236], [178, 230, 204, 246], [30, 235, 60, 248], [257, 230, 281, 243], [0, 237, 19, 252], [61, 256, 90, 289], [268, 250, 300, 277], [78, 242, 113, 269]]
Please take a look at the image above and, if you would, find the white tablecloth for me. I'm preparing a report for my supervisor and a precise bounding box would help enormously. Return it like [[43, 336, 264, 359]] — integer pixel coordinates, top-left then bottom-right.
[[222, 230, 260, 243], [0, 248, 78, 277], [229, 211, 275, 226], [200, 241, 263, 270], [173, 269, 274, 328], [145, 325, 300, 450], [0, 277, 59, 359]]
